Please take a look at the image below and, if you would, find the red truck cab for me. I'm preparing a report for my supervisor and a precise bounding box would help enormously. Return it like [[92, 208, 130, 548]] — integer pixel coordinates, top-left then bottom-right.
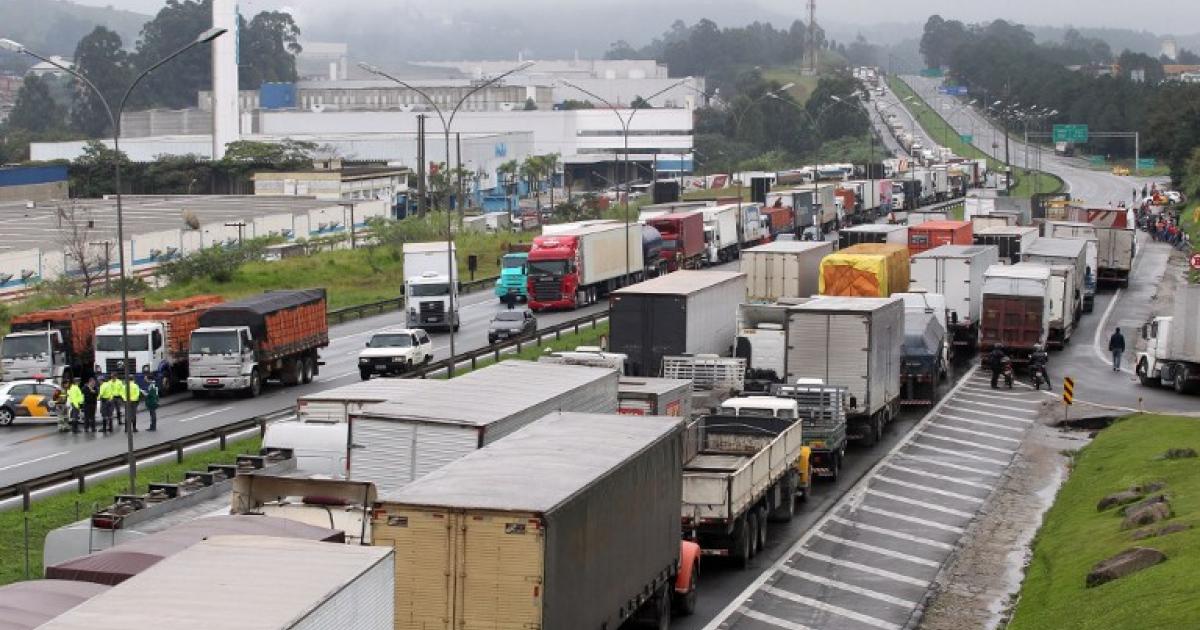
[[647, 211, 705, 272], [526, 234, 582, 310]]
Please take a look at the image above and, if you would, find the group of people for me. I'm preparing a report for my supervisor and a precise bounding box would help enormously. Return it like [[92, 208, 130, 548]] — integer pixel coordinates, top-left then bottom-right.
[[985, 328, 1126, 391], [60, 370, 160, 434]]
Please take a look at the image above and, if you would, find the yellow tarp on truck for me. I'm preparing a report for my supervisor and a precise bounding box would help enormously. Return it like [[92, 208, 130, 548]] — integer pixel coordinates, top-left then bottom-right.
[[819, 243, 910, 297]]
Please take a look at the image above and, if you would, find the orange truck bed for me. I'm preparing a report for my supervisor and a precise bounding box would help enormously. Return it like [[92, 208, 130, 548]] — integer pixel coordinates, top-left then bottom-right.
[[819, 243, 911, 297]]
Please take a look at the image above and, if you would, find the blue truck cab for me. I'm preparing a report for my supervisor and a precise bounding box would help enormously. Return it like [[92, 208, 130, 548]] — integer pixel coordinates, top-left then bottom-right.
[[495, 252, 529, 301]]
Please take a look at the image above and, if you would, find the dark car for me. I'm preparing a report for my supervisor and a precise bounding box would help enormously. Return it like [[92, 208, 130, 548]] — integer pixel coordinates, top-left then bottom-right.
[[488, 309, 537, 344]]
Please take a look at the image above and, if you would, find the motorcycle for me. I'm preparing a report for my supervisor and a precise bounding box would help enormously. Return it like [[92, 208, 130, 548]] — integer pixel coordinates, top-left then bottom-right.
[[1001, 356, 1014, 389], [1031, 366, 1044, 390]]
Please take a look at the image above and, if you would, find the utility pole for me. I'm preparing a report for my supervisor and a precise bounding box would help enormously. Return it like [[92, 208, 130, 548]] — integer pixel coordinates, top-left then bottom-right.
[[339, 202, 357, 249], [224, 221, 247, 245], [89, 240, 113, 292], [417, 114, 427, 216], [456, 132, 464, 213]]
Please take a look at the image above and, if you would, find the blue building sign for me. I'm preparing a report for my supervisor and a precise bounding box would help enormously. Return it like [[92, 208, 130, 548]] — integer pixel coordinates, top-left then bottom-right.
[[494, 143, 508, 158]]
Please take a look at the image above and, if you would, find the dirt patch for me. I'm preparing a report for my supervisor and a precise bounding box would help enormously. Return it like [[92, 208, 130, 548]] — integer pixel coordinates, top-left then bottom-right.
[[918, 413, 1084, 629]]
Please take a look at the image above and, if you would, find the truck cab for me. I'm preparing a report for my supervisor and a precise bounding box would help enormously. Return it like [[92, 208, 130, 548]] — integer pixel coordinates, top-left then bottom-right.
[[358, 328, 433, 380], [188, 326, 257, 394], [406, 271, 459, 331], [494, 252, 528, 302], [93, 321, 167, 383], [0, 329, 64, 382], [1136, 317, 1199, 393]]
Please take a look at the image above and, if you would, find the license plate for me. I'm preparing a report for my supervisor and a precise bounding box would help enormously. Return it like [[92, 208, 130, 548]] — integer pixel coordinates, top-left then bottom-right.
[[206, 378, 219, 384], [375, 365, 387, 371]]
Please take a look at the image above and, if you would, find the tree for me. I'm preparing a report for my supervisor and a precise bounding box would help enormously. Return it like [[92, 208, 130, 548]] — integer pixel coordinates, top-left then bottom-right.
[[71, 26, 133, 137], [8, 74, 65, 134], [559, 99, 594, 110], [70, 141, 132, 197], [238, 10, 301, 88], [56, 201, 112, 296], [523, 97, 538, 111], [630, 96, 653, 109]]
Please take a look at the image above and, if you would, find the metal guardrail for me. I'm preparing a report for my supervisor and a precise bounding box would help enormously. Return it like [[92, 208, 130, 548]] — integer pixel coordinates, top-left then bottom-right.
[[325, 274, 499, 325], [0, 309, 608, 510]]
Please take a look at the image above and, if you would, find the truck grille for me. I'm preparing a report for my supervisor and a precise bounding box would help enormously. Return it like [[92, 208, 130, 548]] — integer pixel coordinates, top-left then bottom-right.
[[104, 358, 136, 375], [533, 279, 562, 302], [419, 302, 444, 314]]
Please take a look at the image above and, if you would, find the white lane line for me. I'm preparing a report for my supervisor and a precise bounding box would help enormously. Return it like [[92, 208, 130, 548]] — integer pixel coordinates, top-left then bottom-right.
[[1093, 278, 1135, 375], [0, 450, 70, 473], [778, 566, 919, 607], [943, 404, 1035, 424], [937, 413, 1027, 433], [873, 475, 985, 503], [827, 515, 955, 550], [895, 453, 1001, 477], [918, 430, 1015, 455], [177, 405, 234, 423], [908, 440, 1009, 465], [800, 550, 931, 587], [811, 531, 941, 567], [884, 463, 993, 490], [738, 607, 814, 630], [864, 489, 975, 519], [854, 504, 966, 534], [925, 423, 1022, 444], [317, 371, 358, 383], [760, 585, 904, 630], [960, 385, 1042, 398], [956, 392, 1042, 406], [950, 398, 1042, 414]]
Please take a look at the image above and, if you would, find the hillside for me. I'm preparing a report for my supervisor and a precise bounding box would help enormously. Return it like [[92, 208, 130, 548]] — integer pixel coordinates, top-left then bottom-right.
[[0, 0, 147, 57]]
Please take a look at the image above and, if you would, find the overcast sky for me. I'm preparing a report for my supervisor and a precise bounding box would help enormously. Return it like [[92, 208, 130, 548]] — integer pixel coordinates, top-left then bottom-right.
[[75, 0, 1197, 36]]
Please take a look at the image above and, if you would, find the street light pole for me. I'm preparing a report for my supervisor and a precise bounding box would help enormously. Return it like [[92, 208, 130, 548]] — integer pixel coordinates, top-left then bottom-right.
[[2, 29, 227, 495]]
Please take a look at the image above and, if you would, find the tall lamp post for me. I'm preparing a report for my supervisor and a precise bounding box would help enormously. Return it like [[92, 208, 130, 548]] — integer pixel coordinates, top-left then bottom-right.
[[770, 93, 856, 240], [1, 29, 227, 494], [559, 78, 692, 285], [359, 61, 534, 376]]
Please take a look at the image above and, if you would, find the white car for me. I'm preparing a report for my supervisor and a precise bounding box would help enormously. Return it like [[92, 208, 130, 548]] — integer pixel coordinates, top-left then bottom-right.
[[358, 328, 434, 380]]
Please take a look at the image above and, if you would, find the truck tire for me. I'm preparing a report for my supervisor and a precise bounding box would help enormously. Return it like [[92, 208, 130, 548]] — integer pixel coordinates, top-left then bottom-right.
[[747, 512, 760, 558], [359, 369, 371, 381], [830, 451, 842, 481], [1174, 365, 1190, 394], [732, 518, 751, 568], [770, 474, 796, 523], [283, 359, 302, 386], [756, 506, 769, 551], [674, 564, 698, 616], [302, 357, 315, 384], [1137, 359, 1154, 387], [247, 369, 262, 398]]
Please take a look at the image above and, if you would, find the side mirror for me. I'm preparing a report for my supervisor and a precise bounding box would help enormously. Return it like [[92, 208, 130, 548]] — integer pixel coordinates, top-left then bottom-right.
[[1142, 324, 1149, 340], [366, 342, 370, 347]]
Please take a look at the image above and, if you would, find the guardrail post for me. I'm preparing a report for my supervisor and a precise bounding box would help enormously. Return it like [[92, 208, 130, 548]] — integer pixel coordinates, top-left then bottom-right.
[[21, 486, 30, 512], [75, 469, 86, 494], [495, 348, 501, 361], [217, 431, 227, 450], [555, 329, 561, 341], [176, 442, 185, 464], [574, 322, 580, 334], [471, 356, 477, 370], [258, 418, 268, 438], [516, 340, 522, 354]]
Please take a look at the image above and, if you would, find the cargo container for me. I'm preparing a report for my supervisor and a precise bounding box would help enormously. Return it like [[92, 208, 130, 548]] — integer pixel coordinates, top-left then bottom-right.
[[1021, 237, 1087, 315], [3, 298, 144, 384], [371, 412, 700, 628], [187, 289, 328, 397], [402, 242, 458, 331], [740, 240, 834, 302], [1042, 222, 1099, 310], [783, 296, 904, 444], [838, 224, 908, 249], [610, 271, 747, 377], [0, 580, 108, 629], [39, 536, 394, 630], [527, 222, 645, 310], [296, 379, 443, 424], [646, 211, 706, 272], [1096, 227, 1135, 287], [900, 305, 946, 405], [761, 206, 795, 237], [619, 377, 693, 419], [93, 296, 224, 391], [1045, 264, 1078, 349], [909, 244, 999, 350], [974, 225, 1039, 265], [970, 212, 1019, 231], [701, 203, 741, 263], [980, 263, 1052, 363], [906, 209, 949, 227], [1137, 284, 1200, 393], [348, 361, 619, 497], [907, 220, 973, 255], [819, 243, 910, 297]]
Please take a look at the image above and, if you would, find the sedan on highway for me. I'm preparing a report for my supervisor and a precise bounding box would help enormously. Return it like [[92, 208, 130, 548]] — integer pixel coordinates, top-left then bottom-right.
[[488, 310, 537, 344], [0, 379, 61, 425]]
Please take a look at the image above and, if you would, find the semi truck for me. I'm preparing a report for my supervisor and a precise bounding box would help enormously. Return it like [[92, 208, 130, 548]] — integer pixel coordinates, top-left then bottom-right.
[[609, 270, 747, 377], [1042, 222, 1099, 309], [1137, 284, 1200, 394], [1045, 265, 1079, 349], [907, 220, 973, 255], [494, 249, 529, 301], [647, 211, 706, 272], [371, 412, 701, 628], [403, 242, 458, 331], [1094, 227, 1136, 287], [187, 289, 328, 397], [93, 295, 224, 392], [1022, 237, 1088, 316], [2, 298, 143, 384], [783, 296, 904, 445], [974, 226, 1039, 265], [791, 185, 840, 233], [740, 240, 833, 302], [980, 263, 1052, 364], [527, 222, 645, 310], [819, 243, 910, 298], [701, 203, 741, 264], [838, 224, 908, 249], [909, 244, 999, 350]]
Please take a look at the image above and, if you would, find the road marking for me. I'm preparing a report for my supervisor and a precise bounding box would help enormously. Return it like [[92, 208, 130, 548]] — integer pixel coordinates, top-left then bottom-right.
[[884, 463, 993, 490], [865, 489, 975, 518], [759, 585, 904, 630], [955, 392, 1042, 406], [918, 430, 1016, 455], [1093, 267, 1135, 375], [937, 413, 1027, 433], [318, 371, 358, 383], [737, 607, 815, 630], [874, 475, 985, 503], [943, 404, 1035, 424], [951, 397, 1042, 414], [895, 453, 1001, 477], [827, 515, 955, 550], [778, 566, 919, 608], [799, 550, 932, 588], [960, 385, 1042, 398], [924, 423, 1022, 444], [0, 450, 69, 472], [907, 441, 1009, 465], [177, 405, 234, 423], [854, 504, 966, 534], [811, 530, 942, 567]]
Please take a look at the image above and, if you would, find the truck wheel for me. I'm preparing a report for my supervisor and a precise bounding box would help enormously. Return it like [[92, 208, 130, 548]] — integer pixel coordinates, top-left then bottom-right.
[[732, 518, 752, 568], [770, 474, 797, 523], [283, 359, 302, 386], [830, 451, 843, 481], [247, 369, 262, 398], [674, 564, 698, 616], [649, 582, 671, 630], [1174, 365, 1190, 394], [359, 369, 371, 381], [756, 506, 769, 551], [1137, 359, 1154, 387], [302, 357, 315, 384], [746, 512, 760, 558]]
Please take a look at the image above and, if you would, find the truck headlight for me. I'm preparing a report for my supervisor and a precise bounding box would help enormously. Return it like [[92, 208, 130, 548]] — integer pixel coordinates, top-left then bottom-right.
[[358, 357, 369, 364], [391, 357, 405, 363]]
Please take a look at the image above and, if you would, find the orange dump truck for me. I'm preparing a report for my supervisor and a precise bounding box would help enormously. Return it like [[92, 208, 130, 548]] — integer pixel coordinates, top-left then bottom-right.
[[3, 298, 145, 383], [819, 243, 910, 297], [92, 295, 224, 390]]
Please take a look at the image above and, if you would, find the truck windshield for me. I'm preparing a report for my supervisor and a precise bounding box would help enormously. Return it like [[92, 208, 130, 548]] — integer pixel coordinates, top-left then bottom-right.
[[528, 260, 567, 276], [2, 334, 49, 358], [409, 283, 449, 297], [96, 334, 150, 352], [368, 334, 413, 348], [190, 331, 240, 355], [502, 257, 525, 269]]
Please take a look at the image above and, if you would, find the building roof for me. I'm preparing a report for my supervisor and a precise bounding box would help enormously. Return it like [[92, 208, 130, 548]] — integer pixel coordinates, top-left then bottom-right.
[[252, 166, 409, 181]]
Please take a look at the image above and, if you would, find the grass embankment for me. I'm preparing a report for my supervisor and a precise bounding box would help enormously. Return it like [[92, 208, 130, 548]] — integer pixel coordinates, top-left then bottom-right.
[[445, 322, 610, 378], [0, 436, 262, 586], [1009, 415, 1200, 629], [886, 76, 1064, 198], [759, 68, 821, 103]]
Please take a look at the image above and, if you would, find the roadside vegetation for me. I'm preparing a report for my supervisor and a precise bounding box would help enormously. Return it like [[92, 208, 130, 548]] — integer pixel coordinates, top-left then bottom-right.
[[1009, 415, 1200, 629], [0, 436, 262, 586]]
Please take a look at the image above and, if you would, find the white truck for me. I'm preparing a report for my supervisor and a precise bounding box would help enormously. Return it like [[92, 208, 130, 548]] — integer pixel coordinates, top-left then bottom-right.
[[1022, 237, 1088, 315], [974, 225, 1040, 265], [402, 242, 458, 331], [1043, 221, 1099, 309], [1096, 227, 1136, 288], [909, 244, 999, 351], [1046, 265, 1079, 349], [739, 240, 833, 302], [1137, 284, 1200, 394], [702, 203, 741, 263]]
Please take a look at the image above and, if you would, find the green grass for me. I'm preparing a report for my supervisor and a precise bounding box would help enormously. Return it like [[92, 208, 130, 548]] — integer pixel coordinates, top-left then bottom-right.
[[886, 76, 1065, 198], [1008, 415, 1200, 630], [0, 436, 262, 586], [760, 68, 821, 104], [446, 322, 610, 377]]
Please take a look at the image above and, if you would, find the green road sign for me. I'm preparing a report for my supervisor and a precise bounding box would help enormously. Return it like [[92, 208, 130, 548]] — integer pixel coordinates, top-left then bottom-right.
[[1136, 158, 1156, 169], [1053, 124, 1089, 143], [960, 134, 974, 144], [919, 67, 945, 78]]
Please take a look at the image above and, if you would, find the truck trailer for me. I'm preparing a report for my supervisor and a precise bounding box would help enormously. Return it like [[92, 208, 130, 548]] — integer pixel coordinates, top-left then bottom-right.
[[92, 295, 224, 392], [1137, 284, 1200, 394], [527, 222, 645, 310], [819, 243, 910, 298], [909, 244, 999, 351], [907, 220, 973, 255], [1022, 237, 1088, 315], [974, 226, 1039, 265], [740, 240, 833, 302], [980, 263, 1052, 364], [838, 224, 908, 249]]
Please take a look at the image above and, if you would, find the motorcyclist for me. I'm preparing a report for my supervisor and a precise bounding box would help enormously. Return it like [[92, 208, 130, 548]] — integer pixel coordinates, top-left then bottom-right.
[[989, 343, 1007, 389], [1030, 344, 1051, 391]]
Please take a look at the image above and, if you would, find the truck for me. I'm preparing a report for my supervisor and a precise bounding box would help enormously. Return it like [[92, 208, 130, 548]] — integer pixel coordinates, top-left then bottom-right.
[[842, 178, 893, 221], [609, 270, 747, 377], [769, 381, 849, 479], [2, 298, 143, 384], [761, 205, 795, 237], [527, 222, 645, 310], [974, 226, 1039, 265], [92, 295, 224, 392], [647, 211, 706, 272], [187, 289, 328, 397], [619, 376, 693, 418], [1022, 237, 1087, 315], [740, 240, 833, 302], [402, 242, 458, 331], [681, 412, 805, 566], [891, 179, 922, 218], [1137, 284, 1200, 394], [783, 296, 904, 445], [838, 224, 908, 249], [371, 412, 701, 627], [494, 250, 529, 302], [1045, 265, 1078, 349], [907, 220, 973, 255], [906, 209, 950, 227], [736, 302, 801, 392], [296, 379, 442, 425], [1095, 227, 1136, 287], [701, 203, 741, 264], [1042, 222, 1099, 310], [819, 243, 910, 298], [980, 263, 1053, 364], [347, 360, 619, 497], [899, 298, 947, 405], [834, 188, 858, 225], [791, 185, 840, 233], [909, 244, 1000, 351], [737, 202, 770, 247]]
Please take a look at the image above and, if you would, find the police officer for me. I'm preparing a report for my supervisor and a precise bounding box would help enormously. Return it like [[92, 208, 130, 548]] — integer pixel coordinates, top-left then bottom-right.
[[121, 378, 142, 432], [98, 375, 116, 433], [66, 378, 84, 433]]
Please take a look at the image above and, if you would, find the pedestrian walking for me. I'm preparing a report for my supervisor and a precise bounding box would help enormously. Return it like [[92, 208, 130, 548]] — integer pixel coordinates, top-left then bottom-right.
[[82, 377, 98, 433], [145, 378, 160, 432], [1108, 327, 1126, 372], [122, 378, 142, 432]]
